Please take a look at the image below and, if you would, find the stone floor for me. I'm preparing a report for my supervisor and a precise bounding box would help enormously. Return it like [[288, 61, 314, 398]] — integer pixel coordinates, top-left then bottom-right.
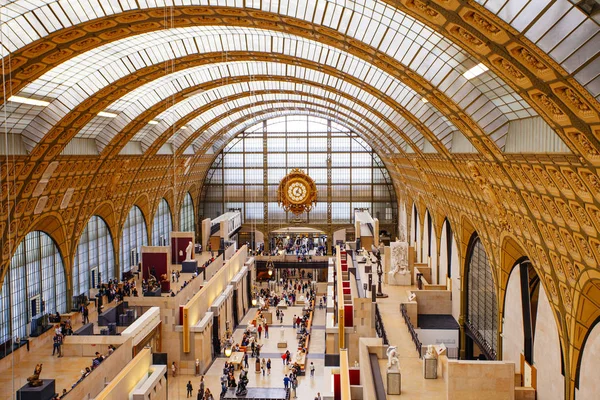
[[356, 260, 447, 399], [168, 304, 334, 400]]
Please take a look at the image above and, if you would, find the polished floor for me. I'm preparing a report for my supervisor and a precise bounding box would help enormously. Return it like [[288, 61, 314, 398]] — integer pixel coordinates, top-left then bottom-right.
[[168, 303, 333, 399], [356, 261, 447, 399]]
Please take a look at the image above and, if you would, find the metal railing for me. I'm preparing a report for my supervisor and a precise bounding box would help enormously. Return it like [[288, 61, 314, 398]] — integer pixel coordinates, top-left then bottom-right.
[[374, 304, 389, 345], [400, 303, 422, 357]]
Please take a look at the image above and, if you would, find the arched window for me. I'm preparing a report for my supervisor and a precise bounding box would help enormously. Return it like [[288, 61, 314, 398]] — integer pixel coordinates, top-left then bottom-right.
[[179, 193, 195, 232], [152, 198, 172, 246], [120, 206, 148, 278], [0, 231, 66, 343], [466, 234, 498, 360], [73, 216, 115, 296]]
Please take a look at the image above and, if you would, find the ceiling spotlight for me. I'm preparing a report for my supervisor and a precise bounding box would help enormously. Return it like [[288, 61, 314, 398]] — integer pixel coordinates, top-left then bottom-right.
[[463, 63, 489, 80], [8, 95, 50, 107], [98, 111, 118, 118]]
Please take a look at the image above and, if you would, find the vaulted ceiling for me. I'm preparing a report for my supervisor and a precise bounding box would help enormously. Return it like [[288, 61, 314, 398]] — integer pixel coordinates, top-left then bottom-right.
[[1, 2, 600, 397]]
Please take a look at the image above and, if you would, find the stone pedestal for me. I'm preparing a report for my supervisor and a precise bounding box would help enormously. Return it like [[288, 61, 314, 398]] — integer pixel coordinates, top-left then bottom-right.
[[181, 260, 198, 273], [388, 271, 411, 286], [387, 367, 401, 395], [16, 380, 56, 400], [423, 355, 438, 379], [277, 300, 287, 309]]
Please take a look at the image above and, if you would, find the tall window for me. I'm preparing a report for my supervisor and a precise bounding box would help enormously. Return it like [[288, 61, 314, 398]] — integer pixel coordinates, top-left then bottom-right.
[[201, 116, 396, 228], [0, 231, 66, 343], [73, 216, 115, 296], [179, 193, 195, 232], [153, 198, 172, 245], [120, 206, 148, 278], [466, 235, 498, 359]]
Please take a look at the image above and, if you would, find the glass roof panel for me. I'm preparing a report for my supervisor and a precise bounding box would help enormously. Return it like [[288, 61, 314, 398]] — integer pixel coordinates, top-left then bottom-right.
[[172, 98, 400, 154], [0, 3, 540, 151], [475, 0, 600, 99], [205, 108, 391, 155], [76, 63, 409, 151]]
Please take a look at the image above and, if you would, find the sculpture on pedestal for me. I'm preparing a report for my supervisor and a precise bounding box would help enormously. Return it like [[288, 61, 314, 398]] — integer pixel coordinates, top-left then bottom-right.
[[389, 241, 409, 276], [27, 364, 43, 387], [426, 344, 435, 358], [185, 241, 193, 261], [386, 346, 399, 370]]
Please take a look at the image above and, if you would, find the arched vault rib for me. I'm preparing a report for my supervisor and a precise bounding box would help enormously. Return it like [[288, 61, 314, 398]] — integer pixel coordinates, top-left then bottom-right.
[[1, 6, 597, 162], [2, 18, 527, 162], [140, 88, 411, 156], [36, 54, 454, 160], [148, 99, 405, 157]]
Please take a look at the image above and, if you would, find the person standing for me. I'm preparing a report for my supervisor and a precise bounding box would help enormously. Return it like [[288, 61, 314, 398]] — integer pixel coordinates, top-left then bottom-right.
[[52, 333, 60, 356], [205, 388, 214, 400], [291, 374, 298, 398], [83, 306, 89, 324], [261, 358, 266, 376], [186, 381, 193, 398], [293, 315, 296, 329], [315, 393, 322, 400], [198, 376, 205, 400], [266, 358, 271, 375], [283, 374, 290, 390], [257, 324, 262, 340], [264, 323, 269, 338], [171, 362, 177, 377], [195, 359, 200, 376], [244, 352, 249, 369], [310, 362, 315, 377]]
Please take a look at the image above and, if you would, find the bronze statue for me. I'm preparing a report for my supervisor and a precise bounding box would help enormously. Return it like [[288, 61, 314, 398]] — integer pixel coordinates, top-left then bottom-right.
[[27, 363, 43, 387]]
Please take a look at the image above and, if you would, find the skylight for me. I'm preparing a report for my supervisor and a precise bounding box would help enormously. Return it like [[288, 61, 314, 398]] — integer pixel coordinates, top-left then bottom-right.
[[463, 63, 489, 80], [8, 96, 49, 107]]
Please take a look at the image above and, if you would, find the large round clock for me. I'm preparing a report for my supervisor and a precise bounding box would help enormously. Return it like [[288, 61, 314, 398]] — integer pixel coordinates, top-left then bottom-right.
[[277, 169, 318, 215]]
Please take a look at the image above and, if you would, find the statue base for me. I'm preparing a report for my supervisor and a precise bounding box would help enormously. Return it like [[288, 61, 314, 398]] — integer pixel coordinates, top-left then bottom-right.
[[181, 260, 198, 273], [17, 379, 56, 400], [389, 271, 411, 286], [277, 341, 287, 348], [387, 367, 401, 395]]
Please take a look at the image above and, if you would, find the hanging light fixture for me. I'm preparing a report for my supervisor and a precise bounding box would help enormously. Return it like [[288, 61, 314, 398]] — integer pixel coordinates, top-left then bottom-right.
[[224, 344, 233, 357], [266, 256, 275, 277]]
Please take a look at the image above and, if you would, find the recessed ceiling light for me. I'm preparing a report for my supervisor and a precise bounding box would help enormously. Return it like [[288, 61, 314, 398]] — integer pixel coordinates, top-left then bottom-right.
[[8, 95, 50, 107], [98, 111, 118, 118], [421, 98, 429, 103], [463, 63, 489, 80], [148, 120, 159, 125], [180, 126, 188, 130]]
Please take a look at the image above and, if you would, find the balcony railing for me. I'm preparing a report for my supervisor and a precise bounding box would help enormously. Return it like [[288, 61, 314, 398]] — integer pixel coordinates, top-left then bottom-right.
[[400, 303, 422, 357], [374, 304, 389, 345]]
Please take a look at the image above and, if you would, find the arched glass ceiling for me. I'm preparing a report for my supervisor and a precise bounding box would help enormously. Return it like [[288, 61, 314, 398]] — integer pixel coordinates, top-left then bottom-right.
[[176, 100, 424, 155], [131, 86, 409, 153], [2, 0, 598, 100], [154, 106, 393, 157], [78, 62, 440, 152], [2, 23, 542, 153], [474, 0, 600, 99], [201, 108, 396, 158]]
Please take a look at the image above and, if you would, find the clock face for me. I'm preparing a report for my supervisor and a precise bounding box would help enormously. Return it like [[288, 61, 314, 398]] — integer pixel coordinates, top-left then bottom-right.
[[277, 169, 317, 215], [287, 181, 308, 203]]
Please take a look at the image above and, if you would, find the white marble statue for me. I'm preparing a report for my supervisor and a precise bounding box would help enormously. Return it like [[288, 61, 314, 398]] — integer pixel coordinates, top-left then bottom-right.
[[386, 345, 399, 369], [185, 241, 193, 261], [389, 241, 409, 276], [425, 344, 435, 358]]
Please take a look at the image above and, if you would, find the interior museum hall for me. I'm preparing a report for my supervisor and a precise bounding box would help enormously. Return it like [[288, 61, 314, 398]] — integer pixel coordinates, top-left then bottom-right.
[[1, 1, 600, 399]]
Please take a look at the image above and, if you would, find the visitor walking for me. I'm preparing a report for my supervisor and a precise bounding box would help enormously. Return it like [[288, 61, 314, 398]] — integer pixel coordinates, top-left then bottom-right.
[[261, 358, 266, 376], [264, 323, 269, 338], [258, 324, 262, 339], [205, 388, 214, 400], [283, 374, 290, 390], [291, 375, 298, 398], [172, 362, 177, 377], [83, 306, 89, 324], [198, 376, 205, 400], [266, 358, 271, 375], [186, 381, 193, 397], [244, 352, 249, 368], [310, 362, 315, 377]]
